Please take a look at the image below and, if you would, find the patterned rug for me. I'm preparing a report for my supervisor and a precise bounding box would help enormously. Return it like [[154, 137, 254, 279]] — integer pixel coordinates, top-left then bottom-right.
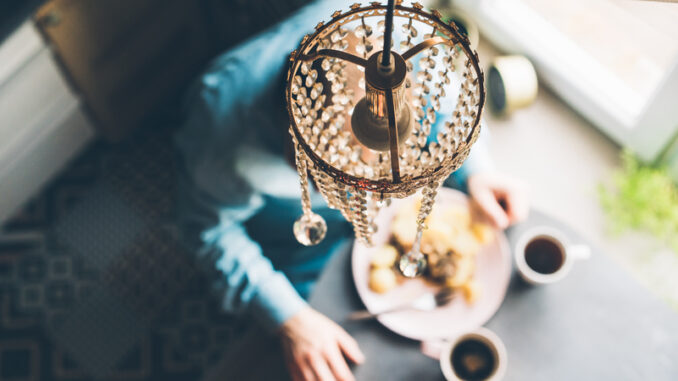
[[0, 126, 246, 381]]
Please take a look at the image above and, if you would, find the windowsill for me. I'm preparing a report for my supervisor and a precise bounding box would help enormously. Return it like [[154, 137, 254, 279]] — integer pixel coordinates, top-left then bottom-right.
[[477, 38, 678, 310], [0, 19, 94, 226]]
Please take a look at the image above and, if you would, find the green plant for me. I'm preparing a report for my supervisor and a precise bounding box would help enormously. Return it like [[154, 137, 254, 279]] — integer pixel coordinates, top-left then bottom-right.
[[598, 149, 678, 253]]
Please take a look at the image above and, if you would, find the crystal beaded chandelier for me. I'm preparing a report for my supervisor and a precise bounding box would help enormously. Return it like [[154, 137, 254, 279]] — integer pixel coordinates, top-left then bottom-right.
[[287, 0, 485, 277]]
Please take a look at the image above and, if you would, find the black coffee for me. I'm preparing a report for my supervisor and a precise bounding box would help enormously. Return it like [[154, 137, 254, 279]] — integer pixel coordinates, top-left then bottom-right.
[[451, 338, 496, 381], [524, 238, 564, 274]]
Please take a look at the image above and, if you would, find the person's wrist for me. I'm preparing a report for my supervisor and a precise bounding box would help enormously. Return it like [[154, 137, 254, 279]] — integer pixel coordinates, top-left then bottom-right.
[[279, 306, 311, 335], [249, 272, 308, 331]]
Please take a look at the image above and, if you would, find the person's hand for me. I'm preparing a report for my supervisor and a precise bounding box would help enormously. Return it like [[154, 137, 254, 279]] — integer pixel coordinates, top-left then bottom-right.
[[467, 172, 529, 229], [280, 307, 365, 381]]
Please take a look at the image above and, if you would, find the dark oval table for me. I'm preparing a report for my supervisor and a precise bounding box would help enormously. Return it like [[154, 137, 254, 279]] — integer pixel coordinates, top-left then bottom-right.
[[207, 210, 678, 381]]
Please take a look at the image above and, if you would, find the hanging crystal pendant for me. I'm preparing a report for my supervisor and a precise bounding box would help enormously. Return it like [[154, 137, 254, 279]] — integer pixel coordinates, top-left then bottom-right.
[[398, 183, 438, 277], [294, 213, 327, 246], [292, 134, 327, 246], [399, 230, 426, 277]]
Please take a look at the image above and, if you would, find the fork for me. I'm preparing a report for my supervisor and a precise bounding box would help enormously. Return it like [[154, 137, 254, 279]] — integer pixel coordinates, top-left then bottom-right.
[[347, 288, 455, 321]]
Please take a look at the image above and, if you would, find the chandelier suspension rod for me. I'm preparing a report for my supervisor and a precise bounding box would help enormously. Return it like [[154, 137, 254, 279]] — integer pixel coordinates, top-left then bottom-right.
[[381, 0, 395, 67]]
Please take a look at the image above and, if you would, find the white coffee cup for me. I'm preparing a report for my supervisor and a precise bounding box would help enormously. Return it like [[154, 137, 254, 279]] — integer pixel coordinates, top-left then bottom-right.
[[422, 327, 507, 381], [514, 226, 590, 285]]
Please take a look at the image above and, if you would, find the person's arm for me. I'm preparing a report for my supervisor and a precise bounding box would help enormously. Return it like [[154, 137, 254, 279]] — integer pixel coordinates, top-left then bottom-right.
[[176, 3, 365, 380], [176, 86, 308, 330], [178, 173, 308, 330], [174, 1, 333, 325]]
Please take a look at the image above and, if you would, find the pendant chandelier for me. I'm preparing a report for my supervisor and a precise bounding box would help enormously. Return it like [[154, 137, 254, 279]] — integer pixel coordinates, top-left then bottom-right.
[[286, 0, 485, 277]]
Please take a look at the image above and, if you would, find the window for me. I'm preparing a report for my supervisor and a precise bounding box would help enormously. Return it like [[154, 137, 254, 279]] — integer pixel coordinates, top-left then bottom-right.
[[457, 0, 678, 160]]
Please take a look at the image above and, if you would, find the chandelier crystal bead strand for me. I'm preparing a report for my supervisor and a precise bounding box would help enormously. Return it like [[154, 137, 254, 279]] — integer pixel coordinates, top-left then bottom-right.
[[287, 0, 485, 277]]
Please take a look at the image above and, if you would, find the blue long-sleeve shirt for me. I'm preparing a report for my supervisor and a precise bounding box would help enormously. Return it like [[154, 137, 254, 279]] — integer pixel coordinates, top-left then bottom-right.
[[174, 0, 492, 331]]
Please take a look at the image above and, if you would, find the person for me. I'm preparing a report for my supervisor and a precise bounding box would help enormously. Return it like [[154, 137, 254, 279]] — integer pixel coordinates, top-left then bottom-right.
[[174, 1, 529, 380]]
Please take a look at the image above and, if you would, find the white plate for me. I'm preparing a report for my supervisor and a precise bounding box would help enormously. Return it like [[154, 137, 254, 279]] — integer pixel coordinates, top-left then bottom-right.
[[351, 188, 512, 340]]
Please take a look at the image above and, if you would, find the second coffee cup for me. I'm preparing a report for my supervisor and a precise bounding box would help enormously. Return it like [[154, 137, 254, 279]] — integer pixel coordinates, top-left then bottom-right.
[[514, 226, 590, 285]]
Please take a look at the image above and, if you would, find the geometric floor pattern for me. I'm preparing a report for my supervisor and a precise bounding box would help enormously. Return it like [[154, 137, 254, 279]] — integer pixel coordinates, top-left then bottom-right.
[[0, 126, 246, 380]]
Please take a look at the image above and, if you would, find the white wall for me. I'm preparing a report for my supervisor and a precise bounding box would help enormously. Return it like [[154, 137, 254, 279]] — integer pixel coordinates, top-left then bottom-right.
[[0, 21, 95, 226]]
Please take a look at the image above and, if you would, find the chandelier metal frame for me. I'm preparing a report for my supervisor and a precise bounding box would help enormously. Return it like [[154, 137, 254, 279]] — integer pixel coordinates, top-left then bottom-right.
[[285, 1, 485, 195]]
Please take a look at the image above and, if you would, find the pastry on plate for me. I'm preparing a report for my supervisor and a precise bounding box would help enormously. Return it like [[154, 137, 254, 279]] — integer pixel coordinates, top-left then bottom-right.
[[369, 267, 398, 294], [370, 245, 398, 268], [369, 198, 492, 304]]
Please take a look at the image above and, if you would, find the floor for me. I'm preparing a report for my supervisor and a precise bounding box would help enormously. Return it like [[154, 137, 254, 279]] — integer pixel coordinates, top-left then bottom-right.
[[477, 40, 678, 310], [0, 128, 245, 381]]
